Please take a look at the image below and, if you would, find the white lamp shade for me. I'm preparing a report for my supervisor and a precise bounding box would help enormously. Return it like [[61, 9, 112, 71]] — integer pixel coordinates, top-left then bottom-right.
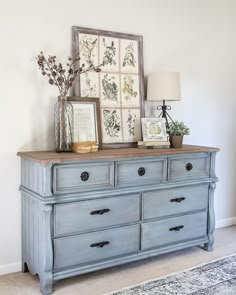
[[147, 72, 181, 101]]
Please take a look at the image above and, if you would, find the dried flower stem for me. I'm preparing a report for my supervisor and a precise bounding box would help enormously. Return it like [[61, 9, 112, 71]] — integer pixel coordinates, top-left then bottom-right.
[[36, 51, 102, 97]]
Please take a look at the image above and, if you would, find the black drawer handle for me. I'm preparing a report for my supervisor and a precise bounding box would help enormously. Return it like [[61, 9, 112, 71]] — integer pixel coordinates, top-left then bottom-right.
[[80, 171, 89, 181], [170, 197, 186, 203], [138, 167, 145, 176], [186, 163, 193, 171], [169, 225, 184, 232], [90, 241, 110, 248], [90, 209, 110, 215]]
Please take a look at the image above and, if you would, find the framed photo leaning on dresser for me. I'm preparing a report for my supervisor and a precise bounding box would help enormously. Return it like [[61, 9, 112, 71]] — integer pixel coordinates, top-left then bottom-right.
[[68, 96, 102, 149], [72, 26, 145, 148]]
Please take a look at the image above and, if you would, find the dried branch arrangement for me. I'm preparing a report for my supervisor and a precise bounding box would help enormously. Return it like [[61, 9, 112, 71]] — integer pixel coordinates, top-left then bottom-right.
[[36, 51, 102, 97]]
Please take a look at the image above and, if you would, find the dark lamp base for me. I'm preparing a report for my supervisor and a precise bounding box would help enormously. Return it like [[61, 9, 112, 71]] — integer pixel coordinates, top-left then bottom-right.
[[157, 100, 174, 128]]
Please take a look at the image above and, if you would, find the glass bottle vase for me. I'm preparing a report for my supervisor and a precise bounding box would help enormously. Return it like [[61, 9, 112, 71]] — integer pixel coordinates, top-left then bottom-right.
[[54, 96, 73, 152]]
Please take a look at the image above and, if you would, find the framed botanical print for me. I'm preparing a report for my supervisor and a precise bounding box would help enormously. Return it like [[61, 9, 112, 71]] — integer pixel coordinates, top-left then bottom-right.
[[72, 26, 145, 148]]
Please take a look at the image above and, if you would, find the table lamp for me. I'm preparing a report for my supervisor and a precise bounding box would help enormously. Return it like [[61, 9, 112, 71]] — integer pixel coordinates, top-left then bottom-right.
[[147, 72, 181, 127]]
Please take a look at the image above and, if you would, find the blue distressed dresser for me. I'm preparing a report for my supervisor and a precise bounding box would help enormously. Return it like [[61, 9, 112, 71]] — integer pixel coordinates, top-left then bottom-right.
[[18, 145, 219, 295]]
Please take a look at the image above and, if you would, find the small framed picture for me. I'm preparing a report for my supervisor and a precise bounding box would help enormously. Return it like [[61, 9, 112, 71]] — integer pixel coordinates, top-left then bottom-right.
[[141, 118, 167, 141], [68, 97, 102, 149]]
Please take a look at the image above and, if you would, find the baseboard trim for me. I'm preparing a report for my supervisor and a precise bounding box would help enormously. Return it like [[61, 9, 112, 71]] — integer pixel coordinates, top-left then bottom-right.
[[0, 262, 21, 276], [215, 217, 236, 228]]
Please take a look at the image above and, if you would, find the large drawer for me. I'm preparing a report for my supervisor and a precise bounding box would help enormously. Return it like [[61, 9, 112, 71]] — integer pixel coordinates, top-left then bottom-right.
[[54, 194, 140, 236], [54, 225, 140, 269], [115, 158, 167, 186], [52, 162, 114, 194], [143, 184, 208, 220], [142, 211, 207, 250], [168, 153, 210, 181]]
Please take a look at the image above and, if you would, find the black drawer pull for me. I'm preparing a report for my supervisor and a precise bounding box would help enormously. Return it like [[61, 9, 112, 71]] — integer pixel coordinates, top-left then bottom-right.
[[170, 197, 186, 203], [90, 208, 110, 215], [169, 225, 184, 232], [80, 171, 89, 181], [90, 241, 110, 248], [138, 167, 145, 176], [186, 163, 193, 171]]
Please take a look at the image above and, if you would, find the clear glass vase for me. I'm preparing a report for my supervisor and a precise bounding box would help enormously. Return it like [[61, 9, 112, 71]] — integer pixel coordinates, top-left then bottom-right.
[[54, 96, 73, 152]]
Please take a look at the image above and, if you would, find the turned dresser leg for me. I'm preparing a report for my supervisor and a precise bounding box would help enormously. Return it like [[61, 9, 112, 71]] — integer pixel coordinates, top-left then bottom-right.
[[40, 273, 53, 295], [39, 205, 54, 295], [204, 239, 214, 252], [204, 182, 216, 252]]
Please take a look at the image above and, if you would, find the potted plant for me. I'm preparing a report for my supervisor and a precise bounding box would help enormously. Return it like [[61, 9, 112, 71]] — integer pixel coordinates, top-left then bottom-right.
[[167, 121, 190, 148]]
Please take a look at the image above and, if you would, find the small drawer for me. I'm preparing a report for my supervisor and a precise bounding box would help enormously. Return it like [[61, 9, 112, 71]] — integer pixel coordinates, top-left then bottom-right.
[[52, 162, 114, 194], [143, 184, 208, 220], [142, 211, 207, 250], [116, 158, 167, 187], [168, 153, 210, 182], [54, 225, 140, 269], [54, 194, 140, 236]]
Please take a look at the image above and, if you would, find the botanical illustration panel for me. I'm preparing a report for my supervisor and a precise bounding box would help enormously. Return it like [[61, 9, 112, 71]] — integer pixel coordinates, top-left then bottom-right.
[[100, 73, 120, 107], [122, 109, 141, 142], [121, 74, 140, 107], [101, 109, 123, 143], [80, 72, 99, 98], [120, 39, 139, 74], [79, 33, 99, 68], [100, 36, 119, 72]]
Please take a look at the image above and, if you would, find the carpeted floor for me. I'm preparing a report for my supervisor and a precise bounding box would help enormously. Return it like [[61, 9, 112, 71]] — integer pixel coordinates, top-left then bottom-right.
[[105, 254, 236, 294], [0, 225, 236, 295]]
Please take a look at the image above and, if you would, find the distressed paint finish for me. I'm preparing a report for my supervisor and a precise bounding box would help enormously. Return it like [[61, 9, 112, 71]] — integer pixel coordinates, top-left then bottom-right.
[[204, 182, 216, 252], [115, 157, 167, 187], [21, 194, 53, 294], [142, 184, 209, 220], [168, 153, 210, 182], [203, 151, 217, 252], [19, 147, 219, 295], [21, 159, 52, 197], [53, 161, 114, 194], [54, 225, 140, 269], [54, 193, 140, 236], [142, 211, 207, 250]]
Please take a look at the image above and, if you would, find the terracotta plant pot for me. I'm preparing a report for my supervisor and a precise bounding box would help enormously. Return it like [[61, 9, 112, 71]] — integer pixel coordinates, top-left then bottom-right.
[[169, 135, 183, 148]]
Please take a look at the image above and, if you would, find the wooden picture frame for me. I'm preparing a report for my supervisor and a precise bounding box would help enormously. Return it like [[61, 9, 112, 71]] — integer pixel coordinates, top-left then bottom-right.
[[68, 96, 102, 149], [72, 26, 145, 148]]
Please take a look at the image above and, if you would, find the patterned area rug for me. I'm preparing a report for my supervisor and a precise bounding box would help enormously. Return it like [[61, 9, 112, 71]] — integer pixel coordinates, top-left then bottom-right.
[[106, 254, 236, 295]]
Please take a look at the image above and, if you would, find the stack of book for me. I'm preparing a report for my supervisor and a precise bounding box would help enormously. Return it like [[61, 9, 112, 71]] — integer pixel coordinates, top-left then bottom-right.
[[137, 139, 170, 149]]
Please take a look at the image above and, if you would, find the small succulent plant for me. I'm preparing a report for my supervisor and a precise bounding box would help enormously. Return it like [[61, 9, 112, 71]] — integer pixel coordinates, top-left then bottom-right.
[[167, 121, 190, 136], [36, 51, 102, 97]]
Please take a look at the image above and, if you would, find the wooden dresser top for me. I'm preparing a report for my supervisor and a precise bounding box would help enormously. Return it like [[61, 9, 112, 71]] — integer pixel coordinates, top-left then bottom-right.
[[17, 145, 219, 164]]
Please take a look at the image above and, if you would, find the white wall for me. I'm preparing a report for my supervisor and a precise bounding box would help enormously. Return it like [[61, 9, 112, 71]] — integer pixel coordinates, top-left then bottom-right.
[[0, 0, 236, 275]]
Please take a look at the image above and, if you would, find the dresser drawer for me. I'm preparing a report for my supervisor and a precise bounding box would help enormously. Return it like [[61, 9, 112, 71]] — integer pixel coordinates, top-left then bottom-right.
[[142, 211, 207, 250], [168, 153, 210, 181], [116, 158, 167, 186], [52, 162, 114, 194], [54, 194, 140, 236], [143, 184, 208, 220], [54, 225, 140, 269]]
